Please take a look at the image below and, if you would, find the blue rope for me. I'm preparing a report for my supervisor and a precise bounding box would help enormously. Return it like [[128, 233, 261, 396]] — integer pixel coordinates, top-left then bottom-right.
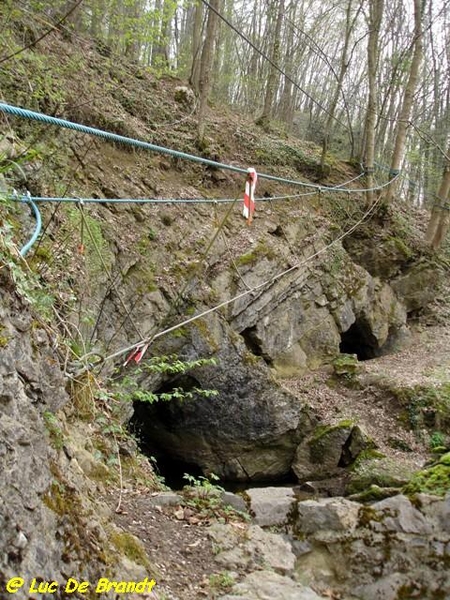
[[19, 193, 42, 257], [0, 102, 392, 193]]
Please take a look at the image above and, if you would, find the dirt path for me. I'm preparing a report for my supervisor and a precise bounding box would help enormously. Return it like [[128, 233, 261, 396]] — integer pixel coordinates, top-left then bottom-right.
[[107, 488, 241, 600], [283, 325, 450, 468]]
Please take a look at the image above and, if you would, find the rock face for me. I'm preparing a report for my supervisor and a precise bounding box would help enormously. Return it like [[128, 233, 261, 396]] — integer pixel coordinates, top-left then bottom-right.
[[0, 267, 148, 592], [219, 571, 322, 600], [244, 487, 296, 527], [0, 269, 68, 586], [212, 490, 450, 600], [292, 421, 374, 482], [209, 523, 296, 575], [293, 493, 450, 599], [131, 236, 409, 481]]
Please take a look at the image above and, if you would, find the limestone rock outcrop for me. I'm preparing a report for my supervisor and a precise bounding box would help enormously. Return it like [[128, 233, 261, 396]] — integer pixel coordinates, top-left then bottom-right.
[[132, 237, 410, 482]]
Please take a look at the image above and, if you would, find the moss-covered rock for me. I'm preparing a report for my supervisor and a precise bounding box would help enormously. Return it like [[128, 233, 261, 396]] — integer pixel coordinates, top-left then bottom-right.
[[346, 452, 413, 495], [394, 383, 450, 433], [292, 421, 375, 481], [403, 452, 450, 497]]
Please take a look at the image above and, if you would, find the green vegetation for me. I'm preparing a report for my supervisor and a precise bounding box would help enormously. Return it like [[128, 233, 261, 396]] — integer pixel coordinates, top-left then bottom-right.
[[182, 473, 248, 523], [429, 431, 447, 451], [209, 571, 235, 592], [65, 207, 113, 282], [0, 196, 55, 320], [347, 451, 414, 495], [236, 240, 276, 267], [109, 531, 152, 569], [403, 452, 450, 497], [332, 353, 360, 381], [109, 354, 219, 406], [43, 411, 65, 450], [394, 383, 450, 433]]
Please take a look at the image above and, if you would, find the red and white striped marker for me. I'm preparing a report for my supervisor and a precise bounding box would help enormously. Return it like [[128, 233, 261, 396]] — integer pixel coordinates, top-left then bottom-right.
[[243, 167, 257, 225], [123, 342, 150, 366]]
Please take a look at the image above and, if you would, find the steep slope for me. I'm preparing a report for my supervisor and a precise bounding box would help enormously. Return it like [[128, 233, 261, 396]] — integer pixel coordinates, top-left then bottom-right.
[[1, 16, 450, 599]]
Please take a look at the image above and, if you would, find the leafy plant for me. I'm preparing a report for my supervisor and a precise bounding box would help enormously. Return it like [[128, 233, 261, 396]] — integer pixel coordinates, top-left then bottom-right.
[[182, 472, 224, 513], [43, 411, 65, 450], [183, 472, 224, 497], [429, 431, 446, 450], [109, 354, 219, 406], [209, 571, 235, 591]]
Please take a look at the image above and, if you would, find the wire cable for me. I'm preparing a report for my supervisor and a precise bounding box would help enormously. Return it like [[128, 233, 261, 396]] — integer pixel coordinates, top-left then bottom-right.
[[100, 180, 392, 366], [0, 102, 398, 194]]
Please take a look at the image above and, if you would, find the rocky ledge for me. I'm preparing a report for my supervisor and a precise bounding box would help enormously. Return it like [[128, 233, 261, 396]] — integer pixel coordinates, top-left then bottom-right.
[[205, 488, 450, 600]]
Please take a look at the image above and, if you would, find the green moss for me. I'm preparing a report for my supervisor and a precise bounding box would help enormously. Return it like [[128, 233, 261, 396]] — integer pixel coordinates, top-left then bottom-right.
[[350, 449, 386, 471], [310, 420, 354, 443], [43, 411, 64, 450], [308, 420, 354, 463], [347, 452, 413, 495], [236, 241, 276, 267], [333, 354, 359, 374], [350, 484, 399, 503], [358, 505, 384, 527], [403, 453, 450, 497], [440, 452, 450, 465], [386, 236, 414, 259], [34, 244, 53, 262], [394, 383, 450, 432], [109, 531, 151, 569], [43, 467, 110, 567]]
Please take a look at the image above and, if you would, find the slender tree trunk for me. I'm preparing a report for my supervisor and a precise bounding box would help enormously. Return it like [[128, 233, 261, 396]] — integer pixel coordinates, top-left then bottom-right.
[[385, 0, 424, 202], [190, 1, 204, 93], [426, 145, 450, 249], [279, 1, 297, 129], [197, 0, 221, 143], [259, 0, 284, 123], [320, 0, 358, 173], [364, 0, 384, 203]]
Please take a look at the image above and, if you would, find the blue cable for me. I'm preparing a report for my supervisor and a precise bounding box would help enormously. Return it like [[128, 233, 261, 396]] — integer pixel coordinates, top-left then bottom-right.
[[0, 101, 386, 193], [19, 193, 42, 257]]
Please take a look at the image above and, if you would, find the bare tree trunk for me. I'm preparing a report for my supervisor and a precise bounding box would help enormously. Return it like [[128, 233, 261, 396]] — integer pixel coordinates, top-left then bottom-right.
[[320, 0, 359, 173], [364, 0, 384, 203], [197, 0, 221, 143], [426, 145, 450, 249], [278, 1, 297, 129], [259, 0, 284, 124], [385, 0, 424, 202], [190, 1, 204, 93], [152, 0, 173, 69]]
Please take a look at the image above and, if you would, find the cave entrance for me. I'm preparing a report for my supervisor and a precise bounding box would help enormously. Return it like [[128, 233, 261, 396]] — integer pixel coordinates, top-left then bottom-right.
[[129, 399, 205, 490], [339, 319, 380, 360], [241, 326, 273, 366]]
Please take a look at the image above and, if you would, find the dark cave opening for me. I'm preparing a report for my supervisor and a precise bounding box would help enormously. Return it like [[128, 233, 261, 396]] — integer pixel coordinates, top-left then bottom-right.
[[129, 375, 208, 490], [130, 400, 204, 490], [339, 320, 380, 360], [241, 326, 273, 366]]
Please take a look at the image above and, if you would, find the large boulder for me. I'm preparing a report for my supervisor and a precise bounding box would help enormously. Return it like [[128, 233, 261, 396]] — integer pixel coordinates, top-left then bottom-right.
[[293, 493, 450, 599], [208, 523, 296, 575], [347, 452, 416, 495], [244, 487, 296, 527], [292, 421, 374, 481]]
